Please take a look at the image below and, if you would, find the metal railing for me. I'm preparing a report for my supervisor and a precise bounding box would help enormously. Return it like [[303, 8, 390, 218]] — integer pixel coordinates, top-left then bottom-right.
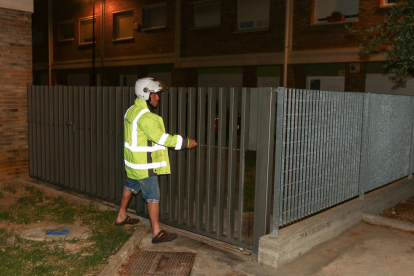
[[273, 88, 414, 234]]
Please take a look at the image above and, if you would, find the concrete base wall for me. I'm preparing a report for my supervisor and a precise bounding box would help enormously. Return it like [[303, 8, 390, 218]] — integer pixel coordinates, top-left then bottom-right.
[[258, 178, 414, 269]]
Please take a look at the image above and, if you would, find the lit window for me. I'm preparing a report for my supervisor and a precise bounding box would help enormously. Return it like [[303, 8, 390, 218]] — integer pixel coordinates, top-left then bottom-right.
[[237, 0, 269, 31], [114, 11, 133, 39], [194, 1, 221, 28], [59, 20, 74, 41], [80, 18, 94, 44], [314, 0, 359, 24], [143, 3, 166, 30]]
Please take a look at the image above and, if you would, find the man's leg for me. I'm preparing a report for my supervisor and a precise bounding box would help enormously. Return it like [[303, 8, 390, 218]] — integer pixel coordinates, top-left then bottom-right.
[[116, 189, 133, 223], [147, 202, 161, 238]]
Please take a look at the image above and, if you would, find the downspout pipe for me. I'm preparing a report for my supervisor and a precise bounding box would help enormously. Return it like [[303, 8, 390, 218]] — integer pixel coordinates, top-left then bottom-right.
[[283, 0, 292, 87]]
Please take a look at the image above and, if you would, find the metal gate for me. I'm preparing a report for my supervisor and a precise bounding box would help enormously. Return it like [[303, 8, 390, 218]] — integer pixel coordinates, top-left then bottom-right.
[[27, 85, 276, 256]]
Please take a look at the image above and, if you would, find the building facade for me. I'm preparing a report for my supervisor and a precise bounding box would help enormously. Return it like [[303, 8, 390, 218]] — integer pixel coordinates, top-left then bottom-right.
[[33, 0, 413, 95]]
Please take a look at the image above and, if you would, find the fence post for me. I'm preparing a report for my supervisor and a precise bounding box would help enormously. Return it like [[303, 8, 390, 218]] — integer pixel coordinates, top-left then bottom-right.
[[359, 93, 371, 200], [272, 87, 285, 235], [252, 87, 277, 257]]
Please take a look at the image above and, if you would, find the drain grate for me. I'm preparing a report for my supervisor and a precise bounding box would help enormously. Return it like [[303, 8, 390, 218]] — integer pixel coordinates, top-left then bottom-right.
[[123, 251, 196, 276]]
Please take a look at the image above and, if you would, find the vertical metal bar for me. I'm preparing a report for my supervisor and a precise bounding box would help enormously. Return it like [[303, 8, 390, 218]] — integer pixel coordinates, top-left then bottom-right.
[[177, 88, 187, 225], [359, 93, 371, 199], [36, 86, 41, 178], [298, 89, 305, 220], [282, 88, 289, 225], [73, 86, 80, 190], [159, 89, 169, 219], [41, 86, 46, 180], [226, 88, 238, 239], [196, 87, 206, 231], [96, 87, 104, 197], [238, 88, 249, 240], [287, 88, 294, 224], [273, 88, 285, 235], [206, 88, 216, 233], [303, 89, 311, 220], [186, 88, 196, 228], [216, 88, 227, 237], [252, 87, 276, 257], [108, 87, 116, 202], [47, 86, 53, 182], [79, 86, 86, 192], [63, 86, 70, 187], [90, 86, 97, 195], [292, 88, 300, 221], [53, 86, 59, 184], [102, 87, 109, 199], [84, 87, 92, 193], [169, 88, 178, 222], [68, 86, 75, 188], [43, 86, 50, 181], [58, 86, 65, 185], [115, 87, 123, 205], [27, 86, 33, 177]]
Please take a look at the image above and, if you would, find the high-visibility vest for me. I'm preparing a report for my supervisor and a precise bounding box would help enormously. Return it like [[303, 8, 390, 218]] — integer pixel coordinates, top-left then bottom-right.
[[124, 98, 188, 180]]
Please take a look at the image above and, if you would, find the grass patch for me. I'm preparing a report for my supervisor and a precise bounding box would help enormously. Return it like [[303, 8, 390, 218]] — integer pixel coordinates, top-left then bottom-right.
[[2, 183, 17, 194], [0, 183, 136, 276]]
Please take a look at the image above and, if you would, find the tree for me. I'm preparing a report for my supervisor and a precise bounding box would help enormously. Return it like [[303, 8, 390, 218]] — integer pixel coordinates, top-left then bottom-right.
[[359, 0, 414, 86]]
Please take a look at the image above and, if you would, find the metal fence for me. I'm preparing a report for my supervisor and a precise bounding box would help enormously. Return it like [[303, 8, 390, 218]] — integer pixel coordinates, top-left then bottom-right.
[[27, 85, 276, 256], [273, 88, 414, 234], [27, 85, 414, 255]]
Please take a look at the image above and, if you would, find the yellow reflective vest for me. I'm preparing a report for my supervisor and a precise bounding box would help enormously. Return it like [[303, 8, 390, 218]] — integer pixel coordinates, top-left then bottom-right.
[[124, 98, 188, 180]]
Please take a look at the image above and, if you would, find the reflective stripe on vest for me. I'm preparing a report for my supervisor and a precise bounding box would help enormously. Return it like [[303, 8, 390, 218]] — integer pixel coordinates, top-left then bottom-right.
[[158, 133, 169, 145], [131, 109, 150, 147], [124, 142, 165, 152], [175, 135, 183, 150], [124, 160, 167, 170]]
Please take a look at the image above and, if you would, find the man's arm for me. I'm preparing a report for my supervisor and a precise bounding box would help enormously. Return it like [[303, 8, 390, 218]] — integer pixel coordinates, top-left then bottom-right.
[[140, 115, 197, 150]]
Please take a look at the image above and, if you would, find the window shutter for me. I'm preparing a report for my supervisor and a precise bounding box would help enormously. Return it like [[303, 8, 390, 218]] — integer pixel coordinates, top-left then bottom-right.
[[238, 0, 269, 30], [194, 1, 221, 28]]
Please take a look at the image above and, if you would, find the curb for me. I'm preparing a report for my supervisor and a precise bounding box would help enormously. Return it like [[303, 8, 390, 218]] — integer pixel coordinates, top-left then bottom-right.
[[99, 223, 150, 276], [15, 178, 151, 276], [362, 213, 414, 232]]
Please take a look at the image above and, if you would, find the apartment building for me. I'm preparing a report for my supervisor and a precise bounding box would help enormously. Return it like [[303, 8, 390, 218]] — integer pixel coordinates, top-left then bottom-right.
[[32, 0, 413, 94]]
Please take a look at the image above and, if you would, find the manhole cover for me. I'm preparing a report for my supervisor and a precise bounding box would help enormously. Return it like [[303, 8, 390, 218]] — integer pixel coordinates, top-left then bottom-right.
[[123, 251, 196, 276]]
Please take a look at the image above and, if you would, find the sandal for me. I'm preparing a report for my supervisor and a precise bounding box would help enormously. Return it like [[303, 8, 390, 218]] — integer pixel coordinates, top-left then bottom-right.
[[115, 216, 140, 226], [152, 230, 177, 244]]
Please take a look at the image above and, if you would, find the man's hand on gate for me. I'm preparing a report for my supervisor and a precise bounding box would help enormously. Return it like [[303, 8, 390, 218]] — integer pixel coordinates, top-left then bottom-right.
[[188, 138, 197, 149]]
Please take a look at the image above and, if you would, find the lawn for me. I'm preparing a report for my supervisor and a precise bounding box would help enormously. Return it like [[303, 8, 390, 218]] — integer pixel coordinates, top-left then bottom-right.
[[0, 180, 136, 276]]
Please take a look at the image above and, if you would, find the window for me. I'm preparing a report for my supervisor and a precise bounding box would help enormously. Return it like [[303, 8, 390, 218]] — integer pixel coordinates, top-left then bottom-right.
[[237, 0, 269, 31], [80, 18, 94, 44], [194, 0, 221, 28], [143, 3, 166, 30], [314, 0, 359, 24], [114, 11, 133, 40], [382, 0, 396, 6], [59, 20, 74, 41]]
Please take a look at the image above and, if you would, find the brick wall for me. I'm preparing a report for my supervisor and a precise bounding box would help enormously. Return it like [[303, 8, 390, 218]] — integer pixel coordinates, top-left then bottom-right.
[[292, 0, 390, 51], [0, 7, 32, 180], [52, 0, 175, 63], [180, 0, 286, 57]]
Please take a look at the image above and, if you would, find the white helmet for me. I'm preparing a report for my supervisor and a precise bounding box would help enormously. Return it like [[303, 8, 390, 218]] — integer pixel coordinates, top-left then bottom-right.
[[135, 77, 168, 101]]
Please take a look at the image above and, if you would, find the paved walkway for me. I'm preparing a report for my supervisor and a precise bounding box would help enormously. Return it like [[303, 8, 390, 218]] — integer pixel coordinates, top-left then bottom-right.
[[120, 221, 414, 276]]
